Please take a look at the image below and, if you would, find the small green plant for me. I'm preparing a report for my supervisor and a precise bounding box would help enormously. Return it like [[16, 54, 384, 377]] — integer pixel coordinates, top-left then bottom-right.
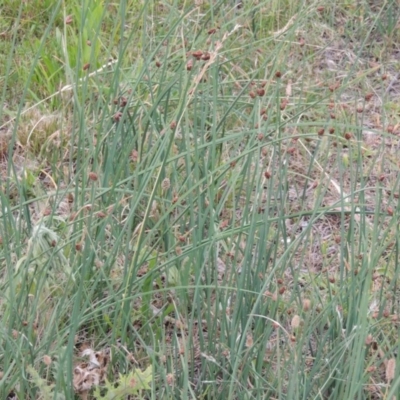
[[93, 366, 152, 400], [13, 222, 73, 298], [26, 366, 65, 400]]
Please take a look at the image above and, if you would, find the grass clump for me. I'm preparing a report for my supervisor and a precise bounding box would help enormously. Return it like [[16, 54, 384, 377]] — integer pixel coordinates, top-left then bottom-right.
[[1, 0, 400, 399]]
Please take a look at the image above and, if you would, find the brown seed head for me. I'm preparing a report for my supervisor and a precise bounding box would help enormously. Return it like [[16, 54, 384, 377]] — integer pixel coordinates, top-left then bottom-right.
[[382, 309, 390, 318], [201, 52, 210, 61], [287, 147, 296, 155], [264, 291, 278, 301], [219, 220, 229, 229], [120, 96, 128, 107], [88, 172, 98, 181], [114, 111, 123, 122], [178, 235, 186, 243], [257, 88, 265, 96], [131, 149, 138, 162], [317, 128, 325, 136], [364, 93, 373, 101], [83, 63, 90, 71], [245, 334, 254, 347], [365, 334, 373, 345], [166, 373, 175, 386], [386, 358, 396, 382], [65, 15, 73, 24], [162, 178, 171, 191], [344, 132, 352, 140], [302, 299, 311, 311], [192, 50, 203, 60], [43, 355, 52, 366], [291, 315, 301, 329], [275, 71, 282, 78], [280, 99, 289, 110], [249, 91, 256, 99], [186, 59, 193, 71], [264, 171, 271, 179]]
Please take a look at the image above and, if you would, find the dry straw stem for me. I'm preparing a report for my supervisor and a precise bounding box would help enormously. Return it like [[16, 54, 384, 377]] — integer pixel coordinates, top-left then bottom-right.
[[0, 59, 118, 132], [250, 314, 292, 344], [297, 138, 373, 228], [185, 24, 242, 109], [297, 138, 349, 203], [272, 13, 297, 37]]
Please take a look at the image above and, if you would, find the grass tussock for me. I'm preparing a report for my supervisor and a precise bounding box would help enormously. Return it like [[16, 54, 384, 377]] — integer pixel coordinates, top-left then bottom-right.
[[1, 0, 400, 399]]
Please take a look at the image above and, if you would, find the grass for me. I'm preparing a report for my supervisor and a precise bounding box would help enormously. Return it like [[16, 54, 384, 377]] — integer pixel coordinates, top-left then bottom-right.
[[1, 0, 400, 398]]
